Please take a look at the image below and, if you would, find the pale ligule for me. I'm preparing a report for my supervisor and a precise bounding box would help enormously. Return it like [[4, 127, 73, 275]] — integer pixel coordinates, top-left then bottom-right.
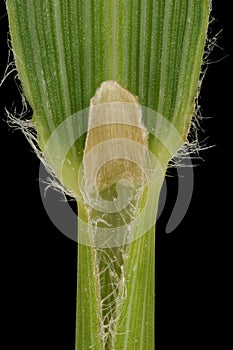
[[83, 80, 148, 195]]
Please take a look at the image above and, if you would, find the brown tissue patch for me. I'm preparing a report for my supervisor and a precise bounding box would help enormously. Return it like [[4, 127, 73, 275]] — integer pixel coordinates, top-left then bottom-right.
[[84, 81, 148, 192]]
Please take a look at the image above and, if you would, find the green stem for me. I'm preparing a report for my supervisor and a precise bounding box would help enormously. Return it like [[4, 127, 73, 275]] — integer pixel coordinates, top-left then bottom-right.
[[76, 177, 160, 350], [76, 226, 155, 350], [113, 227, 155, 350], [76, 242, 102, 350], [76, 202, 102, 350]]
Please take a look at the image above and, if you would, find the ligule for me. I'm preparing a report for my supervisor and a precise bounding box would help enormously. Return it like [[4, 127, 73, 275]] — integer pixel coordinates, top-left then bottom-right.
[[84, 81, 148, 193]]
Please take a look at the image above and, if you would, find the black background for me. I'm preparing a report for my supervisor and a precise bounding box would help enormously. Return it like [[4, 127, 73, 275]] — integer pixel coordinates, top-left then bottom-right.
[[0, 1, 231, 349]]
